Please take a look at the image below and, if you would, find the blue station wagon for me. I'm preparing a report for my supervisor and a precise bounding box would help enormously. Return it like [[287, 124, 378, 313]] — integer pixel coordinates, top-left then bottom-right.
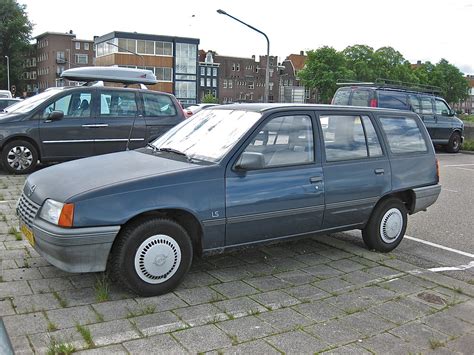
[[17, 104, 441, 296]]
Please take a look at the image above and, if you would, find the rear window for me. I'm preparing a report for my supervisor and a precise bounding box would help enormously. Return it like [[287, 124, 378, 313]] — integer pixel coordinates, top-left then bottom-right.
[[377, 91, 409, 110], [332, 88, 350, 105], [379, 116, 428, 154], [351, 90, 371, 106], [143, 93, 177, 116]]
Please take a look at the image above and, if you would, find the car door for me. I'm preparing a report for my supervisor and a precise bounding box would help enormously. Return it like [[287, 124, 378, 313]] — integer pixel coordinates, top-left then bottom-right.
[[92, 89, 147, 155], [225, 112, 324, 247], [38, 89, 95, 160], [434, 98, 454, 141], [418, 95, 437, 139], [142, 92, 184, 142], [319, 113, 391, 228]]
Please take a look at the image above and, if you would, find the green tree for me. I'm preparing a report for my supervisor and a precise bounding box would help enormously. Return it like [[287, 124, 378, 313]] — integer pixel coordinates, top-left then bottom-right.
[[342, 45, 376, 82], [201, 93, 218, 104], [297, 47, 353, 103], [429, 59, 469, 103], [0, 0, 33, 95]]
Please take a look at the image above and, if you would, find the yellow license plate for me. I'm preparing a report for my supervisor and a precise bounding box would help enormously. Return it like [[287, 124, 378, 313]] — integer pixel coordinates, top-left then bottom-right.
[[20, 222, 34, 247]]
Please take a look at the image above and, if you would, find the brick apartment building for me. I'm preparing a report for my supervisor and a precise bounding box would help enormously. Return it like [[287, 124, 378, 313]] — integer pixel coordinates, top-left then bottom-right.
[[32, 31, 94, 93], [198, 50, 219, 102], [280, 51, 317, 103], [94, 31, 200, 105]]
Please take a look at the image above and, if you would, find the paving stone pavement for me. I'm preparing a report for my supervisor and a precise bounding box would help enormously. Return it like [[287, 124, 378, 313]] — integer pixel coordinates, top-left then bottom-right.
[[0, 174, 473, 354]]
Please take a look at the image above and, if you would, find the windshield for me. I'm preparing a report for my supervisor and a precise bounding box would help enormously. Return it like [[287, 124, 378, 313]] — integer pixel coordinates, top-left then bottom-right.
[[151, 109, 261, 162], [5, 90, 61, 113]]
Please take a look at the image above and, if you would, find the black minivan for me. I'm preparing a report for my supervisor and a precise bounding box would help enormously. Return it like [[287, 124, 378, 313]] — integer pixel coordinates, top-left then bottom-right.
[[332, 84, 464, 153], [0, 84, 185, 174]]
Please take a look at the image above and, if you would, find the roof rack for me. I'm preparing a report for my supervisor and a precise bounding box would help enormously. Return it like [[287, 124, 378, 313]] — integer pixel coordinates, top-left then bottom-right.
[[61, 66, 158, 86], [336, 78, 442, 95]]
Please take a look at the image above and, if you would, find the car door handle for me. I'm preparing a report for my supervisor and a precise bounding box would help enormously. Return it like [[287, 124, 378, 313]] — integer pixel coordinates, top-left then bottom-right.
[[374, 168, 385, 175], [82, 124, 109, 128], [309, 176, 323, 183]]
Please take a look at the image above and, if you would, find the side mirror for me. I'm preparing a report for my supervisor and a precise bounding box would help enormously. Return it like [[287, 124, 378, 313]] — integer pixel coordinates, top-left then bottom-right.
[[449, 109, 456, 117], [48, 110, 64, 121], [235, 152, 265, 171]]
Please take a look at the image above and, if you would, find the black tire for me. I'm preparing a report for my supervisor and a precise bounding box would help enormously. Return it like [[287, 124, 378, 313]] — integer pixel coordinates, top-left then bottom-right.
[[1, 140, 39, 174], [446, 132, 461, 153], [110, 217, 193, 297], [362, 198, 407, 252]]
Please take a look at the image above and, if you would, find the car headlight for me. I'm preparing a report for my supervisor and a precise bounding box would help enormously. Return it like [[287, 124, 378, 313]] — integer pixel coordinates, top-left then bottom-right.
[[39, 199, 74, 227]]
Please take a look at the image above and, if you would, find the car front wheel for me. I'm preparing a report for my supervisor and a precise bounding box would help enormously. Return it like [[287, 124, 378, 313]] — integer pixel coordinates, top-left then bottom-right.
[[362, 198, 407, 252], [446, 132, 461, 153], [110, 217, 193, 297], [1, 140, 39, 174]]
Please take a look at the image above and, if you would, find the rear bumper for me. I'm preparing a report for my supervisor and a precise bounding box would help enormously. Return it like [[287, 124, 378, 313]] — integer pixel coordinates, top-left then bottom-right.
[[30, 218, 120, 273], [412, 184, 441, 214]]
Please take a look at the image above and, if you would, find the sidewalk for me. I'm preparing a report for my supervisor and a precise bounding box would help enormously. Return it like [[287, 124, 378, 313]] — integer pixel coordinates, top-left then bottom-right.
[[0, 175, 473, 354]]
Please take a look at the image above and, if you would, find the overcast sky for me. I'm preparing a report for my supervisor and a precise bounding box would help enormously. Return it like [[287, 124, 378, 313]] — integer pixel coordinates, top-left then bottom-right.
[[20, 0, 474, 74]]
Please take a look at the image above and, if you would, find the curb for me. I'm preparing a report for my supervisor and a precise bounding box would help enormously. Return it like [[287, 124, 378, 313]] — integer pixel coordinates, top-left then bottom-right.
[[460, 150, 474, 155]]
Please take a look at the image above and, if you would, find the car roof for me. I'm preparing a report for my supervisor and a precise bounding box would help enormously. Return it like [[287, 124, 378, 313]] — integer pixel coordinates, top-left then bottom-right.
[[211, 103, 420, 116], [337, 85, 442, 99], [57, 85, 175, 97]]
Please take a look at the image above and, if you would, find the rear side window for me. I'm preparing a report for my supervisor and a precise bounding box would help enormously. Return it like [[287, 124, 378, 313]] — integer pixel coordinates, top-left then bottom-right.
[[408, 95, 421, 113], [320, 115, 383, 162], [332, 89, 350, 105], [379, 116, 428, 154], [143, 93, 177, 116], [420, 96, 434, 114], [351, 90, 370, 106], [100, 91, 138, 117], [378, 91, 409, 110]]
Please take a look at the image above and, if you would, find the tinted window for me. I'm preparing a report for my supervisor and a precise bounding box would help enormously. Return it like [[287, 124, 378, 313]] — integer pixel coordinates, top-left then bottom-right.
[[379, 116, 428, 154], [320, 115, 377, 161], [420, 96, 433, 114], [408, 95, 421, 113], [100, 91, 138, 117], [243, 115, 314, 168], [42, 92, 91, 118], [332, 89, 350, 105], [378, 91, 409, 110], [435, 99, 450, 116], [143, 93, 177, 116], [351, 90, 370, 106]]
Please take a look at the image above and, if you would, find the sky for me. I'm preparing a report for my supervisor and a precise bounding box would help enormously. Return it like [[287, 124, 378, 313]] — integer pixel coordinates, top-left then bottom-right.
[[20, 0, 474, 74]]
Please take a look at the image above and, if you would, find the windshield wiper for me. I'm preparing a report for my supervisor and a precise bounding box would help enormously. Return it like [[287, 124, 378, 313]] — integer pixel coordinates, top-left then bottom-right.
[[157, 147, 188, 157], [146, 142, 158, 152]]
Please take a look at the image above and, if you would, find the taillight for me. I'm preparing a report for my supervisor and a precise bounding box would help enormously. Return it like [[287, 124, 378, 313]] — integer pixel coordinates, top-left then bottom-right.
[[369, 99, 378, 107], [58, 203, 74, 228]]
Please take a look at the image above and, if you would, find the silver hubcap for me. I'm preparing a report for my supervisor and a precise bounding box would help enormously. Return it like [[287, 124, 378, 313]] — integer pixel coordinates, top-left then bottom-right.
[[380, 208, 403, 243], [134, 234, 181, 284], [7, 146, 33, 171]]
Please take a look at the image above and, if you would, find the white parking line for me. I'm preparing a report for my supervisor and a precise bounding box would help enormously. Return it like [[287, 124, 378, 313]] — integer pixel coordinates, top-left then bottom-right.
[[428, 261, 474, 272], [443, 163, 474, 167], [442, 188, 459, 193], [405, 235, 474, 259], [454, 167, 474, 172]]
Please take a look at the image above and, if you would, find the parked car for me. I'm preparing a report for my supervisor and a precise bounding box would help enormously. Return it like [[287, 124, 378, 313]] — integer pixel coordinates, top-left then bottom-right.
[[0, 90, 12, 98], [17, 104, 441, 296], [0, 67, 185, 174], [0, 98, 21, 111], [332, 83, 464, 153]]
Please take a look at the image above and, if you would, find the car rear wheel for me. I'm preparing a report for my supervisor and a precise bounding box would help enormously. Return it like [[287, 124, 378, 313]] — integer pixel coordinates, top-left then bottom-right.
[[110, 217, 193, 297], [1, 140, 39, 174], [362, 198, 407, 252], [446, 132, 461, 153]]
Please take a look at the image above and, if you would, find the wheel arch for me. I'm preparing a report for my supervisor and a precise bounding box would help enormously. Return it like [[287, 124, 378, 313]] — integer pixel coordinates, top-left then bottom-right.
[[0, 135, 42, 160]]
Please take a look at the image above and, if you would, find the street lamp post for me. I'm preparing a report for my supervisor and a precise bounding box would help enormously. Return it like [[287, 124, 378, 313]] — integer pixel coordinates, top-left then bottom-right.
[[4, 56, 10, 93], [216, 9, 270, 103], [106, 42, 146, 67]]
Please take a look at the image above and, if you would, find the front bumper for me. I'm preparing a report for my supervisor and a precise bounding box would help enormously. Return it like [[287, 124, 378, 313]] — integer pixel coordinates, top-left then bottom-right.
[[412, 184, 441, 214], [28, 218, 120, 273]]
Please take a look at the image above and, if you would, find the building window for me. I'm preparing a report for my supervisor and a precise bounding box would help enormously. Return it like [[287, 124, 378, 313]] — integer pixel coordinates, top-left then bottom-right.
[[118, 38, 136, 54], [137, 40, 155, 55], [201, 67, 205, 75], [84, 43, 89, 51], [175, 81, 197, 102], [213, 68, 217, 76], [155, 41, 173, 56], [175, 43, 197, 75], [213, 79, 217, 87], [75, 54, 88, 64], [200, 78, 205, 86], [223, 80, 227, 89], [155, 67, 173, 81], [228, 80, 233, 89], [56, 51, 65, 62], [207, 78, 211, 87], [248, 82, 254, 89], [75, 42, 80, 50], [207, 67, 211, 76]]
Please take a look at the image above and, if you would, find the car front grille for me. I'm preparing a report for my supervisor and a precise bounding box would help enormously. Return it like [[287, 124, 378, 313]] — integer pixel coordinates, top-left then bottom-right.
[[17, 193, 40, 228]]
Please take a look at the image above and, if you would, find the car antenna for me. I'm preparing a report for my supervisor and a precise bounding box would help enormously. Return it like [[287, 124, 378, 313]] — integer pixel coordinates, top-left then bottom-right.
[[125, 113, 141, 151]]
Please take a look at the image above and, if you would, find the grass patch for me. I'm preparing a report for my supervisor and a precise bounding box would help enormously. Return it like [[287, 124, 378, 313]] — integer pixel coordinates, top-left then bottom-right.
[[75, 324, 94, 349], [126, 304, 156, 318], [344, 307, 365, 315], [429, 338, 446, 350], [461, 114, 474, 123], [52, 291, 68, 308], [228, 333, 239, 346], [462, 139, 474, 151], [94, 275, 110, 302], [47, 321, 58, 332], [8, 226, 22, 241], [47, 337, 75, 355]]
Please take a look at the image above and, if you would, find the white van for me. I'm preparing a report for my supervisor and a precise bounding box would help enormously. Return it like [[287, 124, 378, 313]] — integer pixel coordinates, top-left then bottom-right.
[[0, 90, 12, 98]]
